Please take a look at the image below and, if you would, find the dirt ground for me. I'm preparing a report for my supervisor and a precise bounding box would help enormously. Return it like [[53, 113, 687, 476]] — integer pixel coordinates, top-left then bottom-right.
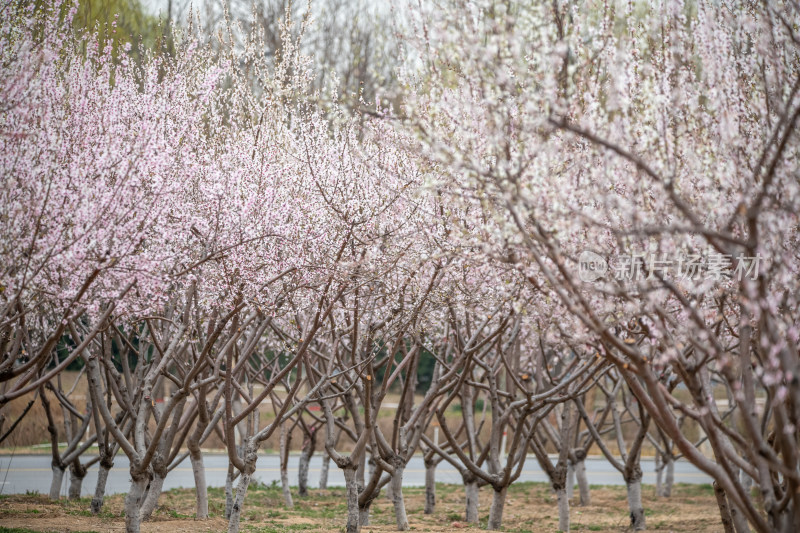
[[0, 481, 724, 533]]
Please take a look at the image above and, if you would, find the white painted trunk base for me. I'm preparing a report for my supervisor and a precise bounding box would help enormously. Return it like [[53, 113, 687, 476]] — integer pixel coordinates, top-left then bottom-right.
[[464, 481, 479, 523]]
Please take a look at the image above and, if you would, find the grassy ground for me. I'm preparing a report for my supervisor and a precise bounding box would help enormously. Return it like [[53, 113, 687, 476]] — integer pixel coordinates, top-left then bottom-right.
[[0, 482, 723, 532]]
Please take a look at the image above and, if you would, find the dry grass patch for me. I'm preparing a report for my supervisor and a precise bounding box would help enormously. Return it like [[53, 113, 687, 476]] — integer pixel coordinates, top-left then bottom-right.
[[0, 482, 722, 532]]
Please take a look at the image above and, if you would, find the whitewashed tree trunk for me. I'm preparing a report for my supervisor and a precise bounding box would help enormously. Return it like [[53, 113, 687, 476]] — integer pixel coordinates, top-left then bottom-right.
[[343, 467, 360, 533], [68, 464, 84, 500], [48, 465, 64, 500], [189, 446, 209, 519], [139, 473, 165, 520], [626, 478, 646, 531], [566, 462, 575, 500], [390, 460, 409, 530], [91, 461, 111, 514], [487, 486, 508, 530], [655, 453, 663, 497], [280, 423, 293, 508], [225, 462, 235, 519], [124, 474, 149, 533], [227, 468, 252, 533], [424, 461, 436, 514], [464, 479, 479, 523], [319, 454, 330, 490], [385, 469, 394, 502], [575, 457, 590, 506], [359, 501, 371, 528], [663, 455, 674, 497], [227, 440, 257, 533], [298, 441, 313, 497], [280, 465, 293, 507], [557, 487, 570, 532]]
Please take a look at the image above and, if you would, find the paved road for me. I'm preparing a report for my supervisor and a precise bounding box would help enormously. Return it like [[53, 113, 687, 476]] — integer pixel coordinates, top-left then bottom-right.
[[0, 454, 712, 497]]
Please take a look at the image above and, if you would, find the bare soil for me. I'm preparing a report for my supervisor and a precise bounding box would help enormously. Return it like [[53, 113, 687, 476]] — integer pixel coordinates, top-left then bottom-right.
[[0, 481, 723, 532]]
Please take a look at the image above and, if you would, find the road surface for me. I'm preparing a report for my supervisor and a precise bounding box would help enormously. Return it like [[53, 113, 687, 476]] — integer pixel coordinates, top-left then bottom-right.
[[0, 454, 712, 497]]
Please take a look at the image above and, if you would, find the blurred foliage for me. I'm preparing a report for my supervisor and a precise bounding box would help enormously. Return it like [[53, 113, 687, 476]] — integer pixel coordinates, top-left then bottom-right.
[[21, 0, 171, 63]]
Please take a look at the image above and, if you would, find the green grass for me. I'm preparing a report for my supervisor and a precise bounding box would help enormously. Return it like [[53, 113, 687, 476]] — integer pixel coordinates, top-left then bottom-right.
[[674, 483, 714, 496], [245, 524, 318, 533]]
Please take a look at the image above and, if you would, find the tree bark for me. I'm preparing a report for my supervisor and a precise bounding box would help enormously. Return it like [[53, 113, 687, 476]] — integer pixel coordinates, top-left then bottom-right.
[[359, 500, 371, 528], [48, 465, 65, 500], [68, 461, 86, 500], [626, 477, 646, 531], [124, 473, 149, 533], [713, 481, 736, 533], [731, 500, 751, 533], [227, 468, 252, 533], [343, 466, 360, 533], [732, 470, 752, 533], [663, 455, 674, 497], [319, 454, 330, 490], [91, 460, 112, 514], [298, 429, 316, 497], [139, 472, 165, 521], [390, 459, 409, 530], [488, 486, 508, 530], [189, 444, 209, 519], [227, 441, 257, 533], [574, 456, 590, 506], [464, 479, 479, 523], [655, 453, 662, 497], [280, 422, 293, 508], [557, 487, 570, 532], [424, 460, 436, 514], [225, 462, 235, 519], [567, 462, 575, 500]]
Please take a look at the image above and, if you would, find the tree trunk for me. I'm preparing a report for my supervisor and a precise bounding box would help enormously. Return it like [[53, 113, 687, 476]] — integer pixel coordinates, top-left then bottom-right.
[[280, 423, 293, 508], [487, 486, 508, 530], [91, 460, 112, 514], [189, 444, 209, 519], [227, 468, 252, 533], [68, 462, 85, 500], [574, 457, 590, 506], [424, 461, 436, 514], [557, 487, 570, 532], [731, 501, 751, 533], [663, 455, 674, 498], [124, 474, 149, 533], [713, 481, 736, 533], [626, 478, 646, 531], [319, 454, 330, 490], [566, 462, 575, 500], [343, 467, 360, 533], [139, 473, 165, 521], [385, 470, 394, 501], [655, 453, 663, 498], [227, 441, 257, 533], [733, 469, 752, 533], [281, 465, 293, 508], [298, 440, 313, 497], [390, 459, 409, 530], [49, 465, 65, 500], [359, 500, 371, 528], [225, 462, 235, 519], [464, 479, 479, 524]]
